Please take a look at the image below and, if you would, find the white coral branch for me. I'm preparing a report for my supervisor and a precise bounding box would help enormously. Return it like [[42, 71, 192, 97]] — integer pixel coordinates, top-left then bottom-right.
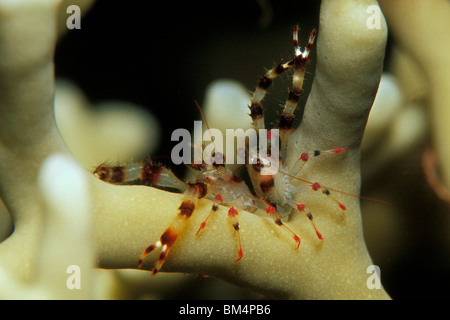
[[0, 0, 392, 299]]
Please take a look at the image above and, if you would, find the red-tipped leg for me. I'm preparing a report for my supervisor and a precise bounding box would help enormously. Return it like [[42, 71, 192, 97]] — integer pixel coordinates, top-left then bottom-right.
[[291, 147, 349, 174], [299, 148, 349, 163], [196, 194, 223, 236], [228, 206, 244, 261], [266, 205, 301, 249], [294, 203, 324, 240], [310, 182, 347, 211]]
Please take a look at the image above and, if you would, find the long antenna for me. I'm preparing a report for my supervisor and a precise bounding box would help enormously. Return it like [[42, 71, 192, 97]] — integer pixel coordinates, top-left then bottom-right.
[[193, 100, 224, 165], [278, 169, 391, 206], [194, 100, 211, 131]]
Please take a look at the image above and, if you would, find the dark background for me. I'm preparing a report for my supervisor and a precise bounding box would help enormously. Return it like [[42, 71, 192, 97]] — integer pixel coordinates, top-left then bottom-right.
[[55, 0, 319, 159]]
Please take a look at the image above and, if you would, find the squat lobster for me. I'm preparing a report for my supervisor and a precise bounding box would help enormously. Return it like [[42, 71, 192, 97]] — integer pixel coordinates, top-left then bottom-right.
[[93, 25, 349, 275]]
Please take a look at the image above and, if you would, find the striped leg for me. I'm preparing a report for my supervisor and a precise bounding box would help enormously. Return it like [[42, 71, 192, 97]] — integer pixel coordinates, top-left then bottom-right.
[[288, 201, 324, 240], [278, 168, 348, 213], [93, 157, 187, 191], [249, 60, 294, 131], [291, 147, 349, 175], [137, 184, 203, 275], [228, 204, 244, 261], [196, 194, 224, 235], [279, 27, 317, 164], [310, 182, 347, 211], [266, 204, 301, 249]]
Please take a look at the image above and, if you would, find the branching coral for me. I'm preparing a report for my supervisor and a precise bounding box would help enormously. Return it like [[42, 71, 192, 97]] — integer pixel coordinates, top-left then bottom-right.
[[355, 0, 450, 298], [0, 0, 392, 299], [378, 0, 450, 193]]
